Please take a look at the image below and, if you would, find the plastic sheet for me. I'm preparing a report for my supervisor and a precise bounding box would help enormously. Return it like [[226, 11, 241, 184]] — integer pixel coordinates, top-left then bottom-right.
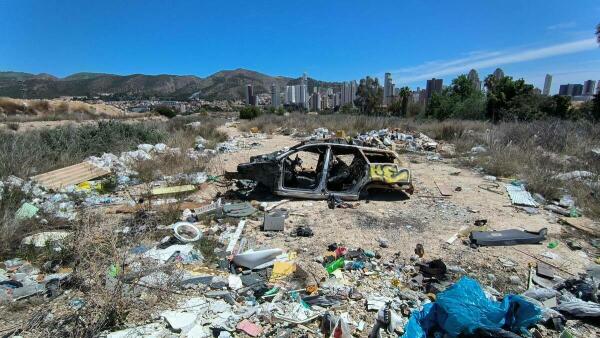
[[402, 277, 542, 337]]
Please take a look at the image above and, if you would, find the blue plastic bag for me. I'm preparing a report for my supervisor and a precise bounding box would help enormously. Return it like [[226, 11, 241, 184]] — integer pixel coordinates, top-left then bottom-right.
[[402, 277, 541, 337]]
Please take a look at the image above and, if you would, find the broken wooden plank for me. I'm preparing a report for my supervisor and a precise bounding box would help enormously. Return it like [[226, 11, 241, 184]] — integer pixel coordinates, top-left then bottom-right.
[[434, 180, 453, 196], [226, 220, 246, 254], [151, 185, 196, 196], [558, 217, 599, 236], [31, 162, 110, 190]]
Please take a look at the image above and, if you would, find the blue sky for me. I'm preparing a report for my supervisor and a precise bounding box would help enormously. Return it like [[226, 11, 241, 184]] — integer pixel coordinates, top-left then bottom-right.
[[1, 0, 599, 94]]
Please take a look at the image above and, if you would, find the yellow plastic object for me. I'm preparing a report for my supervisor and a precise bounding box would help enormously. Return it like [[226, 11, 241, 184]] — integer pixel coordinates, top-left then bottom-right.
[[151, 185, 196, 196], [269, 261, 296, 282], [335, 130, 346, 138], [369, 164, 410, 183], [76, 181, 103, 192]]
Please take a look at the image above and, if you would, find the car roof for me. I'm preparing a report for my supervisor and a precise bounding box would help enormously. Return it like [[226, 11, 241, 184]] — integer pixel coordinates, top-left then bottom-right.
[[289, 139, 397, 155]]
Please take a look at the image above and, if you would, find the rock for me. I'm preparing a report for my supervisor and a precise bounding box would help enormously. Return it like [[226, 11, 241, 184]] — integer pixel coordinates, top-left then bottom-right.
[[154, 143, 168, 153], [509, 275, 522, 285], [187, 121, 203, 130], [137, 144, 154, 153], [471, 145, 487, 154]]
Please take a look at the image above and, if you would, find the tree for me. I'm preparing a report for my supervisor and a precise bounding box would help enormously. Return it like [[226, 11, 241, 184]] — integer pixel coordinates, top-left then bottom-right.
[[154, 105, 177, 118], [596, 23, 600, 45], [399, 87, 411, 116], [339, 103, 357, 114], [484, 75, 536, 122], [239, 106, 261, 119], [426, 74, 486, 120], [451, 75, 475, 99], [354, 76, 383, 114]]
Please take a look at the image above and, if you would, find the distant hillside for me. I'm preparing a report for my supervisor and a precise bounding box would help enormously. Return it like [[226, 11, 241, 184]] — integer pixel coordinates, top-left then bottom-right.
[[0, 69, 341, 100]]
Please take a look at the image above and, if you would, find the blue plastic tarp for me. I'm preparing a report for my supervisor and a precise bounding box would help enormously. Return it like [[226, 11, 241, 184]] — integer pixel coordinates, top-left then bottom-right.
[[402, 277, 542, 338]]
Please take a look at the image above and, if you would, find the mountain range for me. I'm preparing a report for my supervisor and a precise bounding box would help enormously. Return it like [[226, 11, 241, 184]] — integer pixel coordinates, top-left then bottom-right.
[[0, 69, 339, 100]]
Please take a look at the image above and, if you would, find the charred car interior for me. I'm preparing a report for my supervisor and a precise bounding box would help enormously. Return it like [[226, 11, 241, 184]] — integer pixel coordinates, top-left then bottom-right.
[[227, 141, 413, 200]]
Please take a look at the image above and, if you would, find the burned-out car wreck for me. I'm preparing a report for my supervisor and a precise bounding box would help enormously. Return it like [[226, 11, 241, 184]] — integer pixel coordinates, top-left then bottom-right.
[[226, 141, 413, 200]]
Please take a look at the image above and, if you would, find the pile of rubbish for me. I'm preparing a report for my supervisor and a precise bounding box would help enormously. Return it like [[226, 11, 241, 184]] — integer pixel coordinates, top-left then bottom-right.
[[213, 133, 266, 153], [0, 257, 71, 302], [306, 127, 441, 154], [84, 198, 597, 337]]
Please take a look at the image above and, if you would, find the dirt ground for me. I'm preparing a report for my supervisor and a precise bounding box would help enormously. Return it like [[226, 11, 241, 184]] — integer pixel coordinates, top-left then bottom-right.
[[207, 123, 595, 293]]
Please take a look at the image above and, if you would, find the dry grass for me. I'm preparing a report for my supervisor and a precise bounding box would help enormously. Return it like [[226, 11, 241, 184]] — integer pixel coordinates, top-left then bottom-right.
[[6, 211, 180, 337], [0, 97, 104, 122]]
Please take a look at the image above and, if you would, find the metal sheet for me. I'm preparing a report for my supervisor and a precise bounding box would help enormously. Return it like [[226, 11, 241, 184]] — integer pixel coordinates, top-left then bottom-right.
[[505, 184, 539, 207]]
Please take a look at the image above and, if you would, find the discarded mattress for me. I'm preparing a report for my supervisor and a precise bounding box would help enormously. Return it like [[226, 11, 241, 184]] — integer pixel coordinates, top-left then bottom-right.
[[470, 228, 547, 246], [505, 184, 538, 207], [402, 277, 541, 337], [232, 248, 283, 269]]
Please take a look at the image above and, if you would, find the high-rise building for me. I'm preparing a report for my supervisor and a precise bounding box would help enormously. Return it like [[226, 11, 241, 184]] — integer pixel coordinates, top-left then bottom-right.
[[467, 69, 481, 91], [340, 81, 358, 107], [245, 84, 255, 106], [425, 78, 443, 101], [493, 68, 505, 81], [559, 84, 584, 97], [583, 80, 596, 96], [350, 80, 357, 105], [310, 92, 321, 111], [270, 83, 280, 107], [285, 85, 296, 104], [333, 92, 342, 107], [543, 74, 552, 96], [383, 72, 395, 106]]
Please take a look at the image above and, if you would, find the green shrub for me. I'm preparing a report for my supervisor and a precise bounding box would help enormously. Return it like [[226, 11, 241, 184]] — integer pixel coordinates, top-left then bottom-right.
[[239, 106, 262, 120], [155, 105, 177, 118]]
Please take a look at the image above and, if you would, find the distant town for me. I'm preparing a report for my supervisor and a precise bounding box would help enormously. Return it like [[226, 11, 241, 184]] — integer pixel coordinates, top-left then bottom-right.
[[42, 69, 598, 118]]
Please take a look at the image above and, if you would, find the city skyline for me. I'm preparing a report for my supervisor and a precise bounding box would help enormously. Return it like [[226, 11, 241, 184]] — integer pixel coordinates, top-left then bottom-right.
[[1, 1, 599, 94]]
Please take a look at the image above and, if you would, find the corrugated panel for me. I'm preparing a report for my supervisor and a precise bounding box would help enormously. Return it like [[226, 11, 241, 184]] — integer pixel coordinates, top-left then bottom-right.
[[31, 162, 110, 191], [505, 184, 539, 207]]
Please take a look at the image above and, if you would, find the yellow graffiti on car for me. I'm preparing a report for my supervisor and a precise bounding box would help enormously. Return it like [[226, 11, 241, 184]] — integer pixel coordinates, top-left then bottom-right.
[[369, 164, 410, 184]]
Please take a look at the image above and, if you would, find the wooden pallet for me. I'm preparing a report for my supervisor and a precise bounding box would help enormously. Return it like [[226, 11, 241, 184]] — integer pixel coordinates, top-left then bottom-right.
[[31, 162, 110, 190]]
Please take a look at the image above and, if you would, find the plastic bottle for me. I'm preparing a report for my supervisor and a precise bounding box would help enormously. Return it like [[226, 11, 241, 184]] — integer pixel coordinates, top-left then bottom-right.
[[326, 257, 345, 274]]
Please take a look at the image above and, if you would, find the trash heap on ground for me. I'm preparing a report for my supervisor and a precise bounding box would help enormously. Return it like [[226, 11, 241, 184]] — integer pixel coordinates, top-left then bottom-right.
[[305, 127, 451, 160], [74, 197, 595, 338]]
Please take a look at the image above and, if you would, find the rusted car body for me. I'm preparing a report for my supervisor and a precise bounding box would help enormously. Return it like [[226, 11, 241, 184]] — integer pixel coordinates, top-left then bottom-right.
[[227, 141, 413, 200]]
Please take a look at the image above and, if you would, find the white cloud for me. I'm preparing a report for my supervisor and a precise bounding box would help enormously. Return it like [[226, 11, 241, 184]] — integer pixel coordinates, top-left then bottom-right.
[[546, 21, 576, 31], [394, 38, 598, 84]]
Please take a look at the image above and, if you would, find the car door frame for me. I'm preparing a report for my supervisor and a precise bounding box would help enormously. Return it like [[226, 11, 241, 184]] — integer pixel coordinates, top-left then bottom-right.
[[274, 144, 331, 199]]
